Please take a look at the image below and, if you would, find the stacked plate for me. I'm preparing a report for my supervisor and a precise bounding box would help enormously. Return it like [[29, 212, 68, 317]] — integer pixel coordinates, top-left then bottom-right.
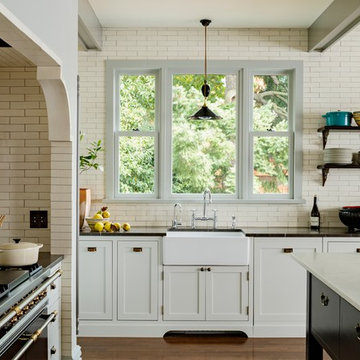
[[323, 148, 353, 164]]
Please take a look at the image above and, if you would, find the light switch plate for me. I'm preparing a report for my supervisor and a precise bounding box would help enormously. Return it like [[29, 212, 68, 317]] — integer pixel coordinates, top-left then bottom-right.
[[30, 210, 48, 228]]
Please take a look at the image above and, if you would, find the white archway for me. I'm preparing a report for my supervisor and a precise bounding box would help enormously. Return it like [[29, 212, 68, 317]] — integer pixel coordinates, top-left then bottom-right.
[[0, 10, 71, 141]]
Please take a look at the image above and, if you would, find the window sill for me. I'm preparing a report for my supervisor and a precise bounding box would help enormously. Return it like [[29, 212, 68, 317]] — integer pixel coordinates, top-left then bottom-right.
[[102, 198, 306, 205]]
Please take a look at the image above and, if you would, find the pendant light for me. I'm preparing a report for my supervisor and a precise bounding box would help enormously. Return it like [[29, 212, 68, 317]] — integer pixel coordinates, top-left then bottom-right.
[[189, 19, 222, 120]]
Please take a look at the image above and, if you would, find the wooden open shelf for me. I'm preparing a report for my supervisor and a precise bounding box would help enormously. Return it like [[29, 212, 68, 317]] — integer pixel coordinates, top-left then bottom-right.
[[317, 126, 360, 149], [317, 164, 360, 186]]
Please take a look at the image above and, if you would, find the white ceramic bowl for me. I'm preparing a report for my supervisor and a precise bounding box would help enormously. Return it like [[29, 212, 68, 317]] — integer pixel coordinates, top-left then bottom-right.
[[85, 217, 110, 231]]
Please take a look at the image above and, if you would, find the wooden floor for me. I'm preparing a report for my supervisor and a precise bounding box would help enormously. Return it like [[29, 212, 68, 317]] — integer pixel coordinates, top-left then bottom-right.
[[78, 337, 332, 360]]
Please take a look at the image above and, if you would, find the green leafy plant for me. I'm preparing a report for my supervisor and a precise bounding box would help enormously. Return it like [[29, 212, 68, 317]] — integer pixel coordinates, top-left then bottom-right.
[[79, 133, 104, 174]]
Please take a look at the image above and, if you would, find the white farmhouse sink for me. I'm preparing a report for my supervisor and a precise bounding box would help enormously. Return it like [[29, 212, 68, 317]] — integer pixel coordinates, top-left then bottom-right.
[[163, 231, 249, 265]]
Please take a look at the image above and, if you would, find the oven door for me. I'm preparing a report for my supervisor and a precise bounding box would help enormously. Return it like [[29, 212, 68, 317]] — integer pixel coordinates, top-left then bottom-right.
[[1, 307, 57, 360]]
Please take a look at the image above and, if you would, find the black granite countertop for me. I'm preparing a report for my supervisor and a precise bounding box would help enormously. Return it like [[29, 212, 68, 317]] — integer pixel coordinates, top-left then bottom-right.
[[0, 252, 64, 314], [80, 226, 360, 237]]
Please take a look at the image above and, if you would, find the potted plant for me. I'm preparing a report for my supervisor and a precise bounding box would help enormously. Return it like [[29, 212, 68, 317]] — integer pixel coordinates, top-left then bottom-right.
[[79, 134, 104, 230]]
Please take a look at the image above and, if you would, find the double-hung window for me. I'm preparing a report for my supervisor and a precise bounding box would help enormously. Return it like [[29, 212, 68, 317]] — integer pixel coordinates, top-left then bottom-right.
[[106, 60, 303, 202], [108, 70, 159, 199]]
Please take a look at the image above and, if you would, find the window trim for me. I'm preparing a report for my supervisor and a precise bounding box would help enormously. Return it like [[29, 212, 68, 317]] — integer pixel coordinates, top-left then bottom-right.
[[247, 69, 294, 199], [105, 60, 303, 203]]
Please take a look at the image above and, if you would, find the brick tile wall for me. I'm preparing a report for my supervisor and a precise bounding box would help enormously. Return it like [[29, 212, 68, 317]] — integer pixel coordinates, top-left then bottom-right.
[[79, 26, 360, 228], [0, 67, 50, 247]]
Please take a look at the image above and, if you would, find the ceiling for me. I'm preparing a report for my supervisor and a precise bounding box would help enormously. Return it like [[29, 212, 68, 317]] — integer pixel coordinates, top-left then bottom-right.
[[88, 0, 334, 28]]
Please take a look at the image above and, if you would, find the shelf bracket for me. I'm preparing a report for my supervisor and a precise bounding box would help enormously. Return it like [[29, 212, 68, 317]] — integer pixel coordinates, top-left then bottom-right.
[[321, 168, 329, 186], [322, 128, 329, 149]]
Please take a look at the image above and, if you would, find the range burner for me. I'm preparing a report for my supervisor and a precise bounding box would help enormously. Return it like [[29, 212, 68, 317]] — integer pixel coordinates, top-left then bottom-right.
[[0, 263, 43, 277]]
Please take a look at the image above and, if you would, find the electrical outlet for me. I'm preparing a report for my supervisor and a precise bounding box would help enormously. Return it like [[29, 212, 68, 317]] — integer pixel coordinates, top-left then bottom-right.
[[30, 210, 48, 228]]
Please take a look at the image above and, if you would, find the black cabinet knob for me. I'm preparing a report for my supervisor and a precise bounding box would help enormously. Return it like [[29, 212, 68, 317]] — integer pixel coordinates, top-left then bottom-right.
[[50, 346, 56, 355], [320, 293, 329, 306]]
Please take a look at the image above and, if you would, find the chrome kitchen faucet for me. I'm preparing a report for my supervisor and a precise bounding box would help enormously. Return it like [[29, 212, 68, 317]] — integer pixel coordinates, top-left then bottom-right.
[[191, 188, 217, 229]]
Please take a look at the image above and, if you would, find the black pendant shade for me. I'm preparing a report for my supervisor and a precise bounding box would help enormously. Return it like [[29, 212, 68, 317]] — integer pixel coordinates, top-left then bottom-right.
[[190, 105, 222, 120], [190, 19, 222, 120]]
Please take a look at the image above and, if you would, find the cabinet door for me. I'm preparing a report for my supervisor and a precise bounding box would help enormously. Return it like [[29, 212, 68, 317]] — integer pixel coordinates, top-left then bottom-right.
[[326, 240, 360, 254], [163, 266, 205, 321], [311, 275, 340, 360], [340, 298, 360, 359], [117, 241, 158, 320], [78, 241, 112, 320], [206, 266, 249, 321], [254, 238, 322, 325]]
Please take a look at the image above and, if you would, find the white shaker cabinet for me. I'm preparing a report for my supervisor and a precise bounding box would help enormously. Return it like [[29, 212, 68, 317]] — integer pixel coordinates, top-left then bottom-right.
[[163, 265, 249, 321], [78, 240, 113, 320], [253, 237, 322, 335], [163, 266, 206, 321], [324, 237, 360, 253], [117, 241, 158, 320], [206, 266, 249, 321]]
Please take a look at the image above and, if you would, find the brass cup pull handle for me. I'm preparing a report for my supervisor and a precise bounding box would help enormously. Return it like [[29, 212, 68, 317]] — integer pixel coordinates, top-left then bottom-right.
[[356, 324, 360, 341], [133, 247, 142, 252], [87, 247, 97, 252], [356, 248, 360, 253], [320, 293, 329, 306], [200, 267, 205, 272], [207, 267, 211, 272], [283, 248, 293, 253]]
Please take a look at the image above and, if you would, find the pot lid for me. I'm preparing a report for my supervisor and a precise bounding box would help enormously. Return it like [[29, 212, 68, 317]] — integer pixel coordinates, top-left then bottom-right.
[[0, 242, 42, 250]]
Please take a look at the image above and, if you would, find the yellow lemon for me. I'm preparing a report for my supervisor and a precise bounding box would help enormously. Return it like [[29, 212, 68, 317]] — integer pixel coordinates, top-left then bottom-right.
[[93, 213, 103, 220], [122, 223, 131, 231], [104, 222, 113, 232], [102, 210, 110, 218], [113, 223, 121, 231], [94, 222, 104, 232]]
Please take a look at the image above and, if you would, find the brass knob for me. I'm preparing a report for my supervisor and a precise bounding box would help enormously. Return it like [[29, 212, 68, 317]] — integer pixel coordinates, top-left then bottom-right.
[[200, 267, 205, 272], [207, 267, 211, 272], [51, 283, 56, 290]]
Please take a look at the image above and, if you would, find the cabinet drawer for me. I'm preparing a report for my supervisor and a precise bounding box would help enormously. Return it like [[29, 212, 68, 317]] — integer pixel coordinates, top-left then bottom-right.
[[311, 275, 340, 359], [340, 299, 360, 359], [327, 241, 360, 254]]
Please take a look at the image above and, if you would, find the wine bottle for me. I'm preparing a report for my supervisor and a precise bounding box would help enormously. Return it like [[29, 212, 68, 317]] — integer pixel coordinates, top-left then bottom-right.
[[310, 195, 320, 230]]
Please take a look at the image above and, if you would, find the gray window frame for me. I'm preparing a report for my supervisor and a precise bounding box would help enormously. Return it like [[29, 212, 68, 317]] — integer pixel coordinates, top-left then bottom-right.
[[105, 60, 303, 203]]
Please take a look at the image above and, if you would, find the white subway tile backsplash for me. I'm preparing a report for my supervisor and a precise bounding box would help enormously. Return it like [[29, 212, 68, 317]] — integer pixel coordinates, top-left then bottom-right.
[[78, 25, 360, 229]]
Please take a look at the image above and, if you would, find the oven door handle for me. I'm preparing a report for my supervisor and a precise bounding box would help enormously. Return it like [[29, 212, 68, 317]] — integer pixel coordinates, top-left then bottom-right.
[[0, 269, 62, 330], [11, 310, 57, 360]]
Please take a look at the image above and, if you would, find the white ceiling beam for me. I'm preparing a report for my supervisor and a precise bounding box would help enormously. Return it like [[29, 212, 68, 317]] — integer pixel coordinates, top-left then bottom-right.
[[78, 0, 102, 51], [308, 0, 360, 52]]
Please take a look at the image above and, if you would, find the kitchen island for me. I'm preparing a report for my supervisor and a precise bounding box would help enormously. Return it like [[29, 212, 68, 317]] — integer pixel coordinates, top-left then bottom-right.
[[293, 253, 360, 359]]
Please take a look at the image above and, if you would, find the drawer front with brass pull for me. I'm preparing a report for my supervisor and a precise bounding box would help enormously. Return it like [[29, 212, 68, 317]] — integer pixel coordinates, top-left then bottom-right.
[[311, 275, 340, 359], [283, 248, 293, 253]]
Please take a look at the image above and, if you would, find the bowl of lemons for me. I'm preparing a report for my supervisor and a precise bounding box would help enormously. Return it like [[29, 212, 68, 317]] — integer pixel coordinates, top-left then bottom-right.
[[86, 207, 128, 233], [86, 206, 112, 232]]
